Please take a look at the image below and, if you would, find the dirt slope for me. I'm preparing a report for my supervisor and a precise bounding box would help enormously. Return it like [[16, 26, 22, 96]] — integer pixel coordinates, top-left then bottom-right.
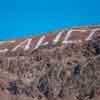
[[0, 25, 100, 100]]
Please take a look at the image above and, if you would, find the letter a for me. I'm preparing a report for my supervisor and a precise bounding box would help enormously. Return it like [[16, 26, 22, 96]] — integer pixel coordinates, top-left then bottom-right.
[[12, 38, 32, 51]]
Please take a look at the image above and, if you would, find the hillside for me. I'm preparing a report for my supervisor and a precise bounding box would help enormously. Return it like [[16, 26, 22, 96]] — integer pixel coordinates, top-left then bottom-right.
[[0, 25, 100, 100]]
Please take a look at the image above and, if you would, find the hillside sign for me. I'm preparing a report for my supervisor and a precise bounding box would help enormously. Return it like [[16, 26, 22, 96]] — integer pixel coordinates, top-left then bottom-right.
[[0, 28, 100, 53]]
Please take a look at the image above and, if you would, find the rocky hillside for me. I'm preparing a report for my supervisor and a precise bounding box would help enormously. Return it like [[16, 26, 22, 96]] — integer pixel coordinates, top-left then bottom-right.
[[0, 25, 100, 100]]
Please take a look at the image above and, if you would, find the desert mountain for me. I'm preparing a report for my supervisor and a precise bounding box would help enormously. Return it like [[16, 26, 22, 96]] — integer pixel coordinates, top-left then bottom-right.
[[0, 25, 100, 100]]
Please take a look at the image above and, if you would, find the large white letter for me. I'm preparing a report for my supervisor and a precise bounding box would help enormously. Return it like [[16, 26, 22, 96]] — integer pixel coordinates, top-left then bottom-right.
[[53, 31, 64, 45], [0, 48, 8, 53], [34, 35, 48, 49], [12, 38, 32, 51], [85, 28, 100, 41], [62, 29, 87, 44]]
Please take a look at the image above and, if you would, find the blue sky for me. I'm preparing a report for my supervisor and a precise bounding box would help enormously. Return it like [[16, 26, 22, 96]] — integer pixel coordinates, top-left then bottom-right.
[[0, 0, 100, 40]]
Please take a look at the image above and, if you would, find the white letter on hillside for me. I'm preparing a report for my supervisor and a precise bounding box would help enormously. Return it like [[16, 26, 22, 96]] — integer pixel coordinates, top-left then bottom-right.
[[34, 35, 48, 49], [0, 48, 8, 53], [85, 28, 100, 41], [62, 29, 87, 44], [53, 31, 64, 45], [12, 38, 32, 51]]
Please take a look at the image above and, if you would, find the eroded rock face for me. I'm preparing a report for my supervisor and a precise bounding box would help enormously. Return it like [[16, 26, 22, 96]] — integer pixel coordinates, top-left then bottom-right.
[[0, 26, 100, 100]]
